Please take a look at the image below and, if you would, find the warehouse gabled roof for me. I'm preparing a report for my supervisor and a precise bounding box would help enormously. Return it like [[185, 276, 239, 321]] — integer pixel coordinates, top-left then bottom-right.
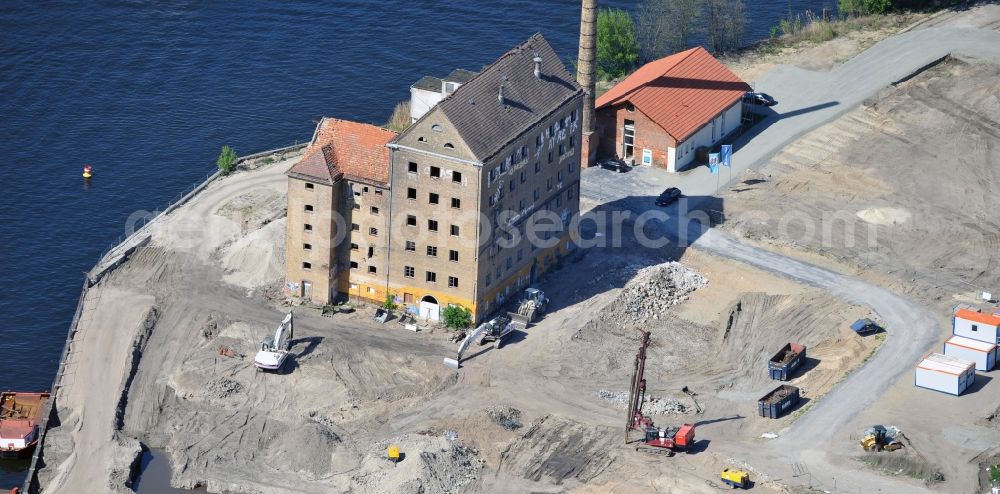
[[287, 118, 397, 186], [917, 352, 975, 375], [946, 335, 997, 352], [431, 33, 583, 161], [596, 46, 751, 142], [955, 307, 1000, 326]]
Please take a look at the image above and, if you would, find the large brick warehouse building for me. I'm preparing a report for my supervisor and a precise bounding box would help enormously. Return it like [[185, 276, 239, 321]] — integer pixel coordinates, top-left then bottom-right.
[[284, 33, 583, 323]]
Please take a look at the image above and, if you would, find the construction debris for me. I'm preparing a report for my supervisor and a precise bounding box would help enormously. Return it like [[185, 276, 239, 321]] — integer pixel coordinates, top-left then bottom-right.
[[485, 405, 523, 431], [600, 262, 707, 328], [598, 389, 688, 415]]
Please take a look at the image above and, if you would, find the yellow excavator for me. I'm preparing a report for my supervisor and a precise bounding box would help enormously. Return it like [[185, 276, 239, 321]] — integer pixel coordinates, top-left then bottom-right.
[[860, 425, 904, 452]]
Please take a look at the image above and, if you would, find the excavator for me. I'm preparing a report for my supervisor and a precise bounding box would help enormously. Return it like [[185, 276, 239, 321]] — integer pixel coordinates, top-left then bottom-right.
[[254, 312, 293, 372], [442, 288, 548, 369], [626, 330, 696, 456]]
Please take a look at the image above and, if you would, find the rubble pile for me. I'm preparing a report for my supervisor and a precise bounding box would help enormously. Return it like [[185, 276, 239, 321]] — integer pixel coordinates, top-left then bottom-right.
[[486, 405, 523, 430], [597, 390, 688, 414], [204, 377, 244, 399], [603, 262, 707, 328]]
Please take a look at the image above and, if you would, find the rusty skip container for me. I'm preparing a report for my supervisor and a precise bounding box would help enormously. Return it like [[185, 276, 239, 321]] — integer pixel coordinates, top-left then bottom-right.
[[758, 384, 800, 419], [768, 342, 807, 381]]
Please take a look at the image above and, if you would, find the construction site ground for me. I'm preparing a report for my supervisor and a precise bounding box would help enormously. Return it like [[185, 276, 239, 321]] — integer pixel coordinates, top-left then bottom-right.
[[34, 5, 1000, 494]]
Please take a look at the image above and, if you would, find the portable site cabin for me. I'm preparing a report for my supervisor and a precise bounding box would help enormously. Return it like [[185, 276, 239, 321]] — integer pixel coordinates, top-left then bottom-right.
[[944, 335, 997, 371], [914, 353, 976, 396], [953, 307, 1000, 345]]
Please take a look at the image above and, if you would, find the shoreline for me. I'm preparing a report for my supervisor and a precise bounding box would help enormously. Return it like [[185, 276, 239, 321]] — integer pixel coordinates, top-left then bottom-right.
[[21, 143, 305, 493]]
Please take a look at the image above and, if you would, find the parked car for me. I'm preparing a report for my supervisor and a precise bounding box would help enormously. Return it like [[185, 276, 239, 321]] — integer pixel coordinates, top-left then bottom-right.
[[851, 318, 881, 335], [655, 187, 682, 206], [744, 91, 777, 106], [599, 159, 630, 173]]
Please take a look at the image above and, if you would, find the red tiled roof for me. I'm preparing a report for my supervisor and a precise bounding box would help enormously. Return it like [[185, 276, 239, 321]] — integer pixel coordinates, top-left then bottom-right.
[[955, 308, 1000, 326], [596, 47, 751, 142], [287, 118, 397, 185]]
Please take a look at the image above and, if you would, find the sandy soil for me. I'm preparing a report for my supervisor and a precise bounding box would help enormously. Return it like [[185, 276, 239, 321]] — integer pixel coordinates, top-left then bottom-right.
[[717, 52, 1000, 494]]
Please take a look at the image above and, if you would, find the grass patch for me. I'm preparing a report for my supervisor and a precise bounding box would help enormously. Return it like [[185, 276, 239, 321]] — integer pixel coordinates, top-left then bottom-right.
[[384, 100, 411, 133]]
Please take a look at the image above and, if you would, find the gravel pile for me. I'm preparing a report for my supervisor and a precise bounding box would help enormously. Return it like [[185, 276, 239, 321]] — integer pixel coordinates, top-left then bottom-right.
[[597, 389, 688, 414], [486, 405, 523, 430], [602, 262, 707, 328], [205, 377, 243, 399]]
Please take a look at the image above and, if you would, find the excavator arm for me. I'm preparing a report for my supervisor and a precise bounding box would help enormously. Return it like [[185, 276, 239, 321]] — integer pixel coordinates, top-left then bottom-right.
[[443, 322, 489, 369]]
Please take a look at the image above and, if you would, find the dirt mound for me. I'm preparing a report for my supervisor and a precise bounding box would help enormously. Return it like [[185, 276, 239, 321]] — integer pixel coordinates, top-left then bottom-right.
[[221, 218, 286, 288], [499, 415, 617, 484], [353, 434, 482, 494], [597, 389, 688, 415], [486, 406, 523, 431], [599, 262, 707, 329]]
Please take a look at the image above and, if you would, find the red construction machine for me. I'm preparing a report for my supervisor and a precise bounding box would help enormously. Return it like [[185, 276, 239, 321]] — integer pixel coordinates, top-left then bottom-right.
[[626, 330, 696, 456]]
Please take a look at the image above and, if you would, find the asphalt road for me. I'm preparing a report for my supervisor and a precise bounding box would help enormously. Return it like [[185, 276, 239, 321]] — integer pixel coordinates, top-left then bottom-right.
[[581, 8, 1000, 493]]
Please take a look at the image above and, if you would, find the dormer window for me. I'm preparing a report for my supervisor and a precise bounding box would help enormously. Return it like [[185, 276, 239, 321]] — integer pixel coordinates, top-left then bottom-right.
[[625, 103, 635, 112], [444, 143, 454, 149], [444, 82, 456, 93], [431, 124, 443, 132]]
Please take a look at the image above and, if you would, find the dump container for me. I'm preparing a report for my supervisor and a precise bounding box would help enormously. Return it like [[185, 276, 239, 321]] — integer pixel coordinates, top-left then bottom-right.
[[944, 335, 997, 371], [915, 352, 975, 395], [758, 384, 800, 419], [768, 342, 807, 381]]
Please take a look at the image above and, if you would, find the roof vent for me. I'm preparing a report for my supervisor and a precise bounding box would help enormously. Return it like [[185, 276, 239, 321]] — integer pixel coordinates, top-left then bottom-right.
[[498, 84, 505, 105], [533, 55, 543, 80]]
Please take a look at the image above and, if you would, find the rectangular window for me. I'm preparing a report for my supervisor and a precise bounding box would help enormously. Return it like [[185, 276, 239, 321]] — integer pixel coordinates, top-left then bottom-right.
[[548, 151, 553, 164], [368, 266, 377, 274], [430, 166, 441, 178], [404, 266, 415, 278], [351, 243, 359, 251], [972, 324, 979, 332], [367, 246, 374, 258], [509, 180, 516, 192], [546, 178, 553, 191], [451, 197, 461, 209], [558, 171, 563, 181], [362, 186, 369, 193], [408, 162, 418, 174], [452, 171, 462, 183], [536, 134, 542, 147], [428, 219, 438, 231], [486, 274, 492, 286], [369, 227, 378, 236], [305, 182, 314, 190], [496, 266, 502, 278], [518, 199, 524, 210], [570, 135, 576, 148], [405, 240, 416, 252], [403, 293, 414, 304], [375, 189, 383, 196], [448, 276, 458, 288], [304, 204, 314, 212], [407, 187, 417, 200], [535, 162, 540, 173], [353, 203, 361, 210], [517, 249, 523, 261], [556, 196, 562, 207], [303, 243, 312, 251], [304, 224, 313, 231], [427, 246, 438, 257], [533, 189, 539, 201], [370, 206, 379, 215], [426, 271, 437, 283], [559, 143, 565, 155], [350, 261, 358, 269], [568, 161, 575, 173], [302, 262, 311, 270], [506, 257, 512, 270], [449, 250, 459, 262], [351, 223, 359, 231], [450, 225, 460, 236], [549, 125, 555, 137], [406, 215, 417, 227], [429, 192, 439, 204], [521, 171, 526, 184]]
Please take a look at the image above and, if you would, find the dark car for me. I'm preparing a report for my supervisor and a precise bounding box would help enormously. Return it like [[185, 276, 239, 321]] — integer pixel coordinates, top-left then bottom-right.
[[655, 187, 682, 206], [744, 91, 776, 106], [599, 159, 630, 173]]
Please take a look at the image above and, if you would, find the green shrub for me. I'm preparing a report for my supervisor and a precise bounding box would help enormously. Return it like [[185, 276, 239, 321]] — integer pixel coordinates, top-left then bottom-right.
[[383, 293, 398, 311], [217, 145, 238, 175], [596, 8, 639, 80], [442, 304, 472, 329], [840, 0, 892, 16], [990, 464, 1000, 483]]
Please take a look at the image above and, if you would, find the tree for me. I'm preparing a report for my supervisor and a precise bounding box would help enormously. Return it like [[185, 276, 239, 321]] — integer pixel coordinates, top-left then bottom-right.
[[216, 145, 238, 175], [704, 0, 746, 54], [596, 8, 639, 80], [383, 293, 397, 311], [635, 0, 704, 61], [442, 304, 472, 330], [839, 0, 892, 16]]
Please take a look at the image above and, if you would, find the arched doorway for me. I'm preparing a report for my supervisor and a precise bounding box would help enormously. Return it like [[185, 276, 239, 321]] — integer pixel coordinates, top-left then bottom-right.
[[419, 295, 440, 321]]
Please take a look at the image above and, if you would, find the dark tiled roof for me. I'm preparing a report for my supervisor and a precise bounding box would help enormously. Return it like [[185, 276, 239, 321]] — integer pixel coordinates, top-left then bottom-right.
[[436, 33, 582, 161], [596, 47, 751, 142], [444, 68, 477, 84], [287, 118, 397, 185], [411, 75, 442, 92]]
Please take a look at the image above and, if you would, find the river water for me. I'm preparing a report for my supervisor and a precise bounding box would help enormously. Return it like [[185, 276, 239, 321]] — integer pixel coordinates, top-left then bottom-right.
[[0, 0, 830, 489]]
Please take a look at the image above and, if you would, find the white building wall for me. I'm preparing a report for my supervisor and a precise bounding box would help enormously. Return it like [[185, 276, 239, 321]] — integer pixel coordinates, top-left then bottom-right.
[[722, 101, 742, 136], [915, 367, 960, 395], [409, 87, 443, 122], [944, 341, 996, 371], [672, 100, 742, 172], [954, 316, 1000, 344], [666, 146, 677, 173]]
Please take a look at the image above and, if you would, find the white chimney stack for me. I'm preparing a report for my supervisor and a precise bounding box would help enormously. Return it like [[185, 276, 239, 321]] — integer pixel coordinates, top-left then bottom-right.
[[498, 84, 505, 104], [533, 55, 543, 79]]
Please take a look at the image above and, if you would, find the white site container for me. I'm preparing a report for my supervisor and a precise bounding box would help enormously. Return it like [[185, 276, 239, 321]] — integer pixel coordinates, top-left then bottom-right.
[[944, 335, 997, 371], [953, 308, 1000, 345], [914, 353, 976, 396]]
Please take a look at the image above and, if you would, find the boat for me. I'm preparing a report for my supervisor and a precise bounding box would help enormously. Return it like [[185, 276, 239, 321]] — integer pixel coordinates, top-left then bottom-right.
[[0, 392, 49, 459]]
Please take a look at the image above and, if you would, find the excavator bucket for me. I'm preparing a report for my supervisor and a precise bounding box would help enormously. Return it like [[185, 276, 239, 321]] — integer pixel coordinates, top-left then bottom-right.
[[443, 357, 460, 369]]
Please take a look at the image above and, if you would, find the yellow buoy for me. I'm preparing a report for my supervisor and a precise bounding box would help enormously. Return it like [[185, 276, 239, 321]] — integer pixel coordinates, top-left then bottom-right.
[[83, 164, 93, 179]]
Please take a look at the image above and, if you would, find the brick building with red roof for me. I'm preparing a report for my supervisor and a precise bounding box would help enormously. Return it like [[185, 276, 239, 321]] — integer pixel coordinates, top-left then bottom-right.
[[595, 46, 751, 172], [285, 118, 397, 304]]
